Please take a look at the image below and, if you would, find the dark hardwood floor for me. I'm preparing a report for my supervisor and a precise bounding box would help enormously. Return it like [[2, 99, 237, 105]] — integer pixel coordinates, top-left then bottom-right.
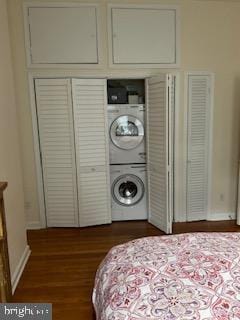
[[13, 220, 240, 320]]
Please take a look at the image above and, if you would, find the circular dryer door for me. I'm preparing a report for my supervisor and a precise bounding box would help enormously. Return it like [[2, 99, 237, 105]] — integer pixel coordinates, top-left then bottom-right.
[[112, 174, 145, 206], [110, 115, 144, 150]]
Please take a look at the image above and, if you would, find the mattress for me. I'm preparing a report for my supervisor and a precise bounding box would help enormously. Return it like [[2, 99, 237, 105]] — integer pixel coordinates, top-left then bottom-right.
[[93, 233, 240, 319]]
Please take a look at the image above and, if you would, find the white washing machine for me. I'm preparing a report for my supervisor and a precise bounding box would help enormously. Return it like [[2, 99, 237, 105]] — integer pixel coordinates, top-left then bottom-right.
[[110, 164, 148, 221], [108, 104, 146, 164]]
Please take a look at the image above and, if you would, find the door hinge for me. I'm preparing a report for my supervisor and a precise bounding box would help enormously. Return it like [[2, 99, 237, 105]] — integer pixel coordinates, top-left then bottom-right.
[[28, 10, 33, 62], [39, 148, 43, 163]]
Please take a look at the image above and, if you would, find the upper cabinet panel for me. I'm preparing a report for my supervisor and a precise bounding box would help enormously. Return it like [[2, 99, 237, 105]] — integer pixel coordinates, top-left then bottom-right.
[[109, 5, 180, 68], [24, 4, 100, 67]]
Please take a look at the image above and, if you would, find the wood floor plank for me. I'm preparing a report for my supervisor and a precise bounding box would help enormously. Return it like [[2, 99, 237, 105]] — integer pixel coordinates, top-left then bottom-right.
[[13, 220, 240, 319]]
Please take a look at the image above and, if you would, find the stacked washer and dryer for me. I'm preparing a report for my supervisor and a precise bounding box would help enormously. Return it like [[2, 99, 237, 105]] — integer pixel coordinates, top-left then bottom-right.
[[108, 92, 148, 221]]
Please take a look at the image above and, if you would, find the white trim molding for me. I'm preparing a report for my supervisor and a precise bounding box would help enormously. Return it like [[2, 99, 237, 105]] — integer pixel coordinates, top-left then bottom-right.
[[172, 73, 183, 222], [11, 245, 31, 294], [28, 74, 47, 228], [27, 221, 42, 230]]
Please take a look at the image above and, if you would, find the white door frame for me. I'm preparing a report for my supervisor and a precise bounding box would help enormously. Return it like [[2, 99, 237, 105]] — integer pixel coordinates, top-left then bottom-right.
[[28, 71, 181, 228], [181, 71, 215, 222], [28, 74, 47, 228], [172, 73, 181, 222]]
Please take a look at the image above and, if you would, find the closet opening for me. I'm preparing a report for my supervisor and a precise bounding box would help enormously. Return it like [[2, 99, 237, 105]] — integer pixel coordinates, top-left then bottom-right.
[[107, 76, 175, 233], [32, 75, 176, 234], [107, 79, 147, 222]]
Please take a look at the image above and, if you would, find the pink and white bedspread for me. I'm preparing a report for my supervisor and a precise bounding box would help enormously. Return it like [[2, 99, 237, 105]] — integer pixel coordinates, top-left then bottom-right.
[[92, 233, 240, 320]]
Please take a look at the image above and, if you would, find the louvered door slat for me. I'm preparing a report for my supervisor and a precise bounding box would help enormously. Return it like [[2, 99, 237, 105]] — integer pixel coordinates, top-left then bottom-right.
[[187, 75, 211, 221], [35, 79, 79, 227], [72, 79, 111, 227], [72, 80, 108, 167], [147, 75, 173, 234]]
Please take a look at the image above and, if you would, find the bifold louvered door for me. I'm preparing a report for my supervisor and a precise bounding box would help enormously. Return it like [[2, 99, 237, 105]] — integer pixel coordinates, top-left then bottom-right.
[[187, 74, 212, 221], [72, 79, 111, 227], [147, 74, 173, 234], [35, 79, 79, 227]]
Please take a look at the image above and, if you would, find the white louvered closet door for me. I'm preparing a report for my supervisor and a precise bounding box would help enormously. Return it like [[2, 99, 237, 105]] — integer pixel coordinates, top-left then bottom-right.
[[147, 74, 173, 234], [35, 79, 79, 227], [72, 79, 111, 227], [187, 74, 212, 221]]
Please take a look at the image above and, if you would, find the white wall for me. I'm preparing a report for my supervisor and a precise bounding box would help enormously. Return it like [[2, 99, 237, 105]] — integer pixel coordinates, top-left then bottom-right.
[[0, 0, 29, 287], [181, 0, 240, 220], [7, 0, 240, 225]]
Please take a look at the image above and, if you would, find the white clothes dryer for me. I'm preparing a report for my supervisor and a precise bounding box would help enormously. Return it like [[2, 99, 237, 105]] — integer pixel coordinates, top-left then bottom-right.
[[108, 104, 146, 164], [110, 164, 147, 221]]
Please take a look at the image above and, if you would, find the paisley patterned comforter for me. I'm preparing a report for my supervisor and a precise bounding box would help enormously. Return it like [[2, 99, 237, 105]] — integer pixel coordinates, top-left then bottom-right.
[[92, 233, 240, 319]]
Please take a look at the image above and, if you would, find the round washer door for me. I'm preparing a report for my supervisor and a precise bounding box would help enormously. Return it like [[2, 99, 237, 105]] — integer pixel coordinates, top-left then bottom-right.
[[112, 174, 145, 206], [110, 115, 144, 150]]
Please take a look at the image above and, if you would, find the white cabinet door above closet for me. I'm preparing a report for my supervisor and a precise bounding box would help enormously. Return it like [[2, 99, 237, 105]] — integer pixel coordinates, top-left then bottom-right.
[[72, 79, 111, 227], [186, 74, 212, 221], [35, 79, 79, 227], [26, 5, 99, 65], [109, 5, 179, 67], [147, 75, 173, 234]]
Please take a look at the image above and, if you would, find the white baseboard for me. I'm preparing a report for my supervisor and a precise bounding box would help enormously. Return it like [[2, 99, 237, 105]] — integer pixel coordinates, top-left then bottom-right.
[[207, 212, 236, 221], [11, 245, 31, 294], [174, 212, 236, 223], [27, 221, 42, 230], [174, 217, 187, 223]]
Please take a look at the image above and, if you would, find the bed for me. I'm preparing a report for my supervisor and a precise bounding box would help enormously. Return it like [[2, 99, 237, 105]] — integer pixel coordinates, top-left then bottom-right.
[[92, 233, 240, 319]]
